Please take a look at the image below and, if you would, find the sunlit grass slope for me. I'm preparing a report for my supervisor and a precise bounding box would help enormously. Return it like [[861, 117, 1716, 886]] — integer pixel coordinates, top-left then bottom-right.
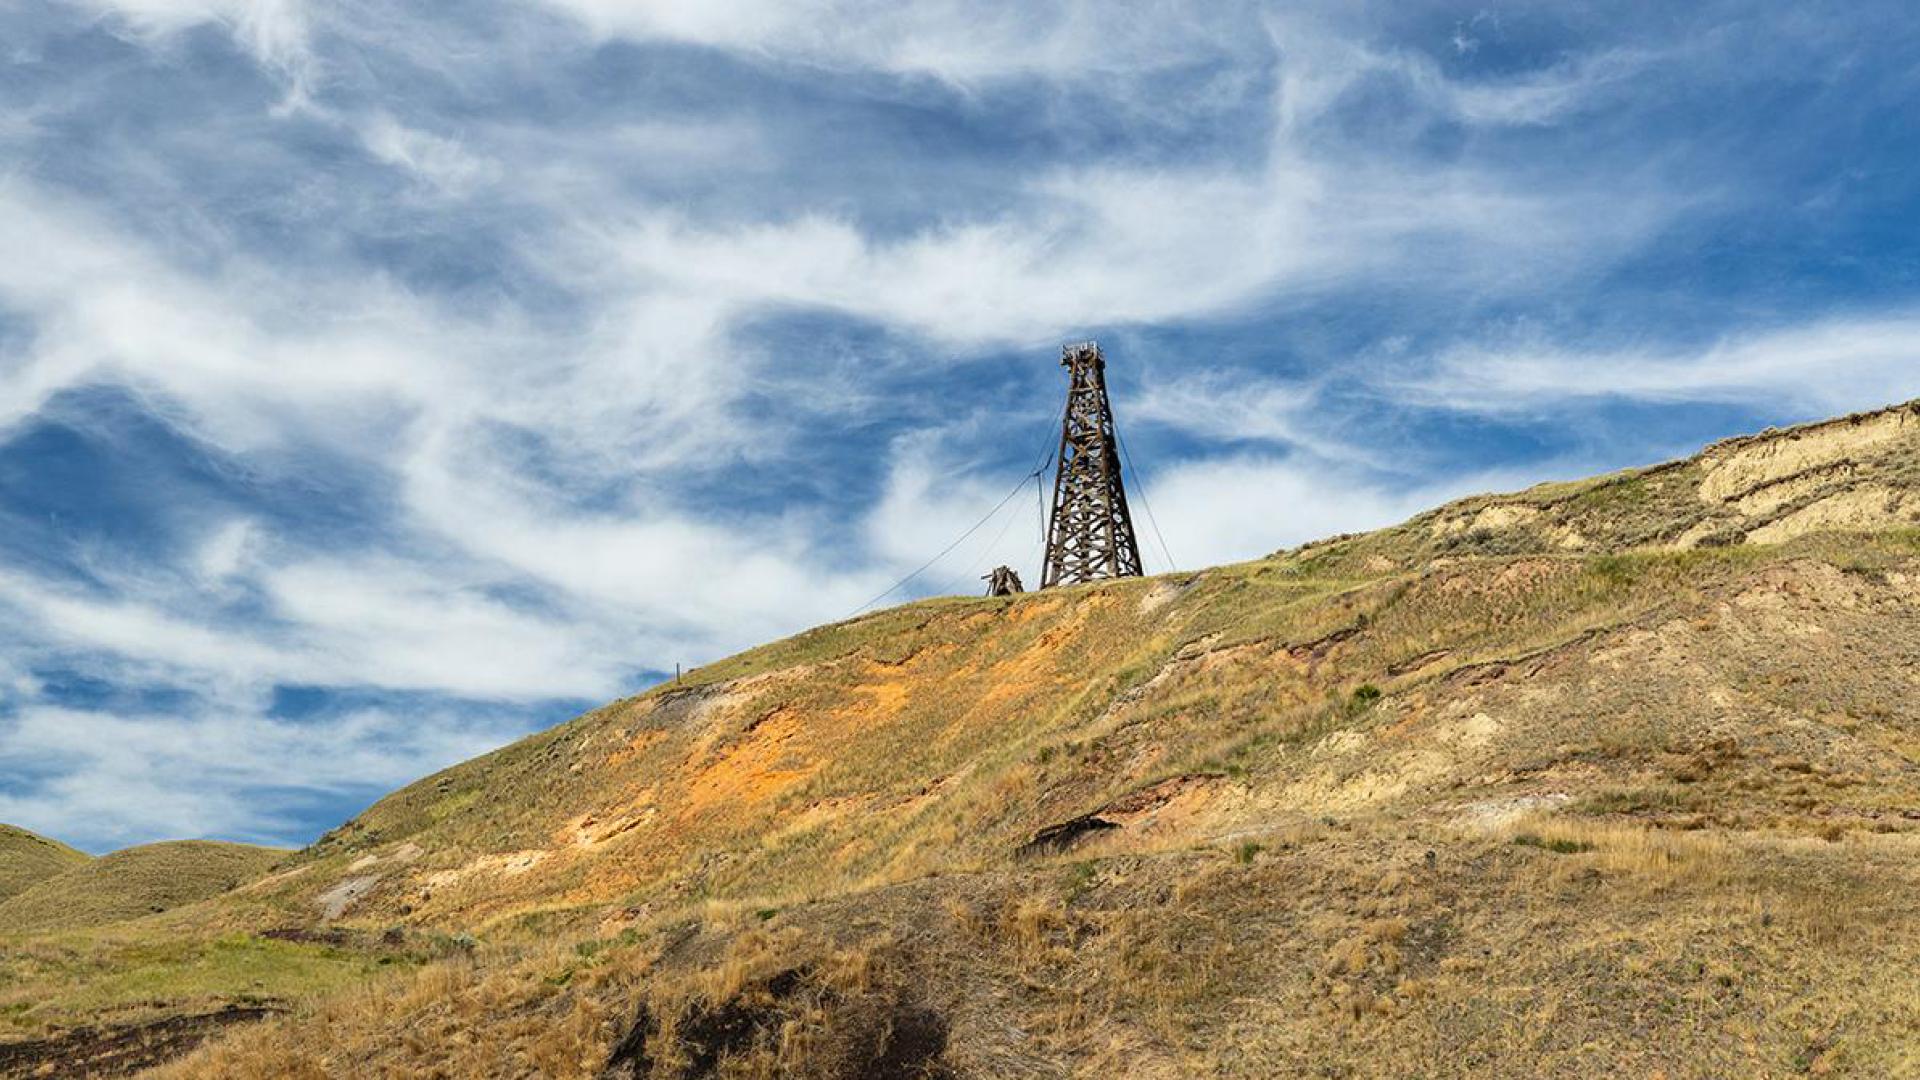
[[0, 824, 89, 903], [253, 400, 1920, 937], [0, 840, 286, 935]]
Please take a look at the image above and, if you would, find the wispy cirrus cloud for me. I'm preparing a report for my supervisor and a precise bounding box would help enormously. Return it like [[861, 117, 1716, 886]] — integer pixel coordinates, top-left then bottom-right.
[[593, 151, 1680, 349], [0, 701, 528, 848], [531, 0, 1260, 84], [1402, 314, 1920, 416], [357, 113, 498, 196], [1126, 370, 1353, 461], [66, 0, 317, 99]]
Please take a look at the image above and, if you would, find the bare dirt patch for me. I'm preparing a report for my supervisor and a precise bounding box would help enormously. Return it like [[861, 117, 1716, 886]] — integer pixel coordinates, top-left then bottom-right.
[[1747, 486, 1915, 544], [1699, 404, 1917, 504], [314, 873, 378, 920], [1018, 774, 1227, 856]]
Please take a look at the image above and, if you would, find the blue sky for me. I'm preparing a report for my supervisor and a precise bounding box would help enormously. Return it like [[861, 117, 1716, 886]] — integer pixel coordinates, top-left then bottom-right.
[[3, 1, 1919, 852]]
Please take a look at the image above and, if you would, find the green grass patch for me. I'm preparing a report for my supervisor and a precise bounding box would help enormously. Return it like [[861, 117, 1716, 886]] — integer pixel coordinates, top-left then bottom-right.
[[0, 931, 408, 1038], [1345, 684, 1383, 716], [1576, 785, 1700, 815], [1512, 834, 1595, 855]]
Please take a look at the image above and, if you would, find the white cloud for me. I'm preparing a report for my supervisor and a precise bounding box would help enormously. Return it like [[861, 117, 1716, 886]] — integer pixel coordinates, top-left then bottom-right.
[[195, 519, 261, 582], [860, 430, 1053, 593], [358, 113, 498, 195], [1265, 13, 1654, 130], [0, 178, 893, 701], [1403, 314, 1920, 416], [0, 702, 520, 850], [600, 150, 1670, 349], [531, 0, 1651, 128], [541, 12, 1686, 353], [395, 442, 890, 664], [263, 558, 628, 698], [2, 519, 632, 703], [0, 180, 472, 449], [66, 0, 316, 100], [534, 0, 1252, 84], [1429, 48, 1650, 126], [0, 570, 299, 688], [1138, 454, 1533, 570], [1126, 371, 1360, 462]]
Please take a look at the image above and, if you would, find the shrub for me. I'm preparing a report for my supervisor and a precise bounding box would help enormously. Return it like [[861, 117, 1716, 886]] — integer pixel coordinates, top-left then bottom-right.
[[1512, 834, 1595, 855]]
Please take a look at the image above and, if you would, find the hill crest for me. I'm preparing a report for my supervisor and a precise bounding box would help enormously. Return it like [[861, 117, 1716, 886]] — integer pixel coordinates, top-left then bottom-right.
[[0, 839, 287, 935], [1314, 398, 1920, 564], [0, 824, 90, 903]]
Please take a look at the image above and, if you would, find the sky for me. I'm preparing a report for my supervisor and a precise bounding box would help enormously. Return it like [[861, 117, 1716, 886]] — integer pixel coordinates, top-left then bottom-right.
[[2, 1, 1919, 852]]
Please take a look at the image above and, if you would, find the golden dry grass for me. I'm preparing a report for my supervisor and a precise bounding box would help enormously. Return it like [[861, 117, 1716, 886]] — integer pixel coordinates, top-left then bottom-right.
[[0, 840, 286, 934], [0, 824, 89, 902], [18, 400, 1920, 1077]]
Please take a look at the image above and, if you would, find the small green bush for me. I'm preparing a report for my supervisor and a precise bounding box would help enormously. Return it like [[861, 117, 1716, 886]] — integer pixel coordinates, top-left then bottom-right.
[[1346, 685, 1383, 715], [1511, 834, 1595, 855]]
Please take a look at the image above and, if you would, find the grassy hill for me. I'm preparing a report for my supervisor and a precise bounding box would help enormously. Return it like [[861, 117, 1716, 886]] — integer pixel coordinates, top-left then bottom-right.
[[0, 825, 89, 903], [0, 840, 286, 935], [10, 400, 1920, 1078], [225, 401, 1920, 931]]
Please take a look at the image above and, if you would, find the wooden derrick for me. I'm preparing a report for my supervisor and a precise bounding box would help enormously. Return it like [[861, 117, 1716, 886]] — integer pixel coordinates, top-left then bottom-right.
[[1040, 341, 1144, 588]]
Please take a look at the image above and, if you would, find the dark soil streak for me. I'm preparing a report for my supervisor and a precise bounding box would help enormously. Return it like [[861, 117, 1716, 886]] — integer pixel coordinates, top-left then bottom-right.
[[0, 1005, 281, 1079]]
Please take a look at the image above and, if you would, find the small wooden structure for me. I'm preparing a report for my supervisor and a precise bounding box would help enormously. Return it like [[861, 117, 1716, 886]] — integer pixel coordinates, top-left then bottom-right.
[[983, 565, 1025, 596]]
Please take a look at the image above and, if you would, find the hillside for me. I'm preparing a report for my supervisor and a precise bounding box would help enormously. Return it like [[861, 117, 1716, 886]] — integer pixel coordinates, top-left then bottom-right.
[[8, 401, 1920, 1078], [0, 840, 286, 935], [227, 401, 1920, 933], [0, 839, 338, 1074], [0, 825, 89, 903]]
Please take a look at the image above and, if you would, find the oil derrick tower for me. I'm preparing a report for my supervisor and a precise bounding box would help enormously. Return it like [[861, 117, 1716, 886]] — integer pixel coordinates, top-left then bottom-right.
[[1041, 341, 1144, 588]]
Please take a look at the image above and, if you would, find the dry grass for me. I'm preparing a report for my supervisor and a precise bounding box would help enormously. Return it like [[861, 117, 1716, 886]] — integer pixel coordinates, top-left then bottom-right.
[[17, 401, 1920, 1077], [139, 770, 1920, 1077], [1496, 816, 1736, 889], [136, 524, 1920, 1073], [0, 840, 286, 934], [152, 938, 642, 1080], [0, 824, 89, 902]]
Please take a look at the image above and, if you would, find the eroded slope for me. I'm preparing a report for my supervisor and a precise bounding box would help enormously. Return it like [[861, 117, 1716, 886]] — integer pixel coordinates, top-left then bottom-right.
[[1352, 399, 1920, 561]]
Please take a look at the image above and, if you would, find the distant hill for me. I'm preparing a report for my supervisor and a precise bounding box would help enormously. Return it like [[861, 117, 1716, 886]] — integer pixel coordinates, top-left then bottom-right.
[[0, 825, 89, 902], [0, 840, 286, 934]]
